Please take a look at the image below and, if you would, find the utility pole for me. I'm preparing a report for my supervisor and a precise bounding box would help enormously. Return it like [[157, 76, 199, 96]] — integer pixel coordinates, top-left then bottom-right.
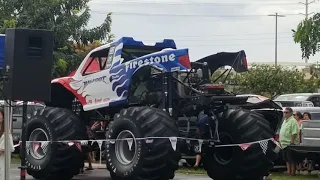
[[299, 0, 316, 63], [268, 13, 285, 67], [299, 0, 316, 20]]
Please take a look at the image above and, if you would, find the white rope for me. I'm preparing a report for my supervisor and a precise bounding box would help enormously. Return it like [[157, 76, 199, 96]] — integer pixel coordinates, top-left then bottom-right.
[[13, 137, 278, 148], [215, 138, 273, 147]]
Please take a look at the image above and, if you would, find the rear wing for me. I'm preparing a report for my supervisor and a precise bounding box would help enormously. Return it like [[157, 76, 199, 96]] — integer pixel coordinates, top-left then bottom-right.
[[194, 50, 248, 73]]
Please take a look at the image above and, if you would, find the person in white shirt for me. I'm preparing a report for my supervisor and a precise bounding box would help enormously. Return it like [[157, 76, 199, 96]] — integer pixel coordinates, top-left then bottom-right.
[[0, 107, 15, 179]]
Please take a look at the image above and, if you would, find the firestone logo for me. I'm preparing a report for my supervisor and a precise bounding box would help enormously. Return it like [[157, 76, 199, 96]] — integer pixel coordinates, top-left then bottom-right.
[[125, 53, 176, 71], [83, 76, 107, 88]]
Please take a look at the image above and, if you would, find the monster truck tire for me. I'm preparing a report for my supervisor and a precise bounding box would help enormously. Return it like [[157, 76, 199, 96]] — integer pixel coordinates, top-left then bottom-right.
[[105, 107, 180, 180], [203, 109, 277, 180], [25, 107, 87, 180]]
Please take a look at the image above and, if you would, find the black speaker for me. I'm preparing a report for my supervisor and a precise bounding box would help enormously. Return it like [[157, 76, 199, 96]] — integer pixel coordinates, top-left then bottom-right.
[[3, 28, 53, 101]]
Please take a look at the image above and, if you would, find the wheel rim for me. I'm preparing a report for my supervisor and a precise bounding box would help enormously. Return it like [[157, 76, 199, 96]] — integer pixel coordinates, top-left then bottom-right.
[[115, 130, 137, 165], [29, 128, 49, 160], [214, 132, 235, 165]]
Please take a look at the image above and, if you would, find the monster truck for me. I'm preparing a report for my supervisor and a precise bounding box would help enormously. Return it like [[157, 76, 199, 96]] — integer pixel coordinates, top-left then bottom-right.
[[24, 37, 283, 180]]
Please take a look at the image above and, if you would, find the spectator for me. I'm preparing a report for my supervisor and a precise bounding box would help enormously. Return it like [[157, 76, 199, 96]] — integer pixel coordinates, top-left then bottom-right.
[[0, 107, 15, 180], [303, 112, 311, 121], [79, 122, 96, 172], [293, 111, 303, 174], [279, 107, 299, 176], [193, 112, 211, 168], [303, 112, 313, 175]]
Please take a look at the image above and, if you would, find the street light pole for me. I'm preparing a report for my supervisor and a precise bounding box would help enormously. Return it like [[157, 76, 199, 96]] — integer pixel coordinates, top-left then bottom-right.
[[268, 13, 285, 67]]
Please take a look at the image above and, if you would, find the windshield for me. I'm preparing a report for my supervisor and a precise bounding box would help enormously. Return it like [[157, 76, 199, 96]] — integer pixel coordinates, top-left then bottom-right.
[[274, 95, 309, 101]]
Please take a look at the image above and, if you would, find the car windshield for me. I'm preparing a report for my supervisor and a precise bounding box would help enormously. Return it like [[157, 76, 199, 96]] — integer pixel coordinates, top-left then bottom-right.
[[274, 95, 309, 101]]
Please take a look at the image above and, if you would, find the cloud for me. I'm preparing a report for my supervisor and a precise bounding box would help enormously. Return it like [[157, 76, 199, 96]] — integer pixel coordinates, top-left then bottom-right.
[[87, 0, 320, 64]]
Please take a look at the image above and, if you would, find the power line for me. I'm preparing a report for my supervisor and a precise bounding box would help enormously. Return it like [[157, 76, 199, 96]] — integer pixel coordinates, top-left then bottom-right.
[[138, 36, 293, 42], [91, 10, 301, 18], [148, 41, 294, 47], [90, 0, 301, 6], [119, 32, 293, 38]]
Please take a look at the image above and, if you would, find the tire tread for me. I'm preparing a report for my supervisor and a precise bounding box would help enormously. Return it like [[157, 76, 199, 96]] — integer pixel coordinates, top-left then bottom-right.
[[27, 107, 86, 180]]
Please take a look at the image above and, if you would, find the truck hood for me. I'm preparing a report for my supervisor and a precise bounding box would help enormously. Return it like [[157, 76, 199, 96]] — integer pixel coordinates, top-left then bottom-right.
[[237, 95, 283, 133]]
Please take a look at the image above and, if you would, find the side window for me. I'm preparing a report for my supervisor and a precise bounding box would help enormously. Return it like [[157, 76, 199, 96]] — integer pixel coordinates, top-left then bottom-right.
[[104, 46, 115, 69], [13, 106, 23, 115], [311, 112, 320, 120], [82, 47, 110, 75], [311, 97, 320, 107], [83, 58, 101, 75]]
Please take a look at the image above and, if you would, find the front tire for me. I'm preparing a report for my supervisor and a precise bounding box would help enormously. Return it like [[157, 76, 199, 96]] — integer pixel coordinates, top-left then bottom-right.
[[25, 107, 87, 180], [203, 109, 277, 180], [105, 107, 180, 180]]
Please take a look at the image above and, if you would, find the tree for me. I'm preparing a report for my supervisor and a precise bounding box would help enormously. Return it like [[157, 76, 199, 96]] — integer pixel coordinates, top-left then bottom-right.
[[0, 0, 114, 77], [211, 69, 235, 83], [293, 13, 320, 59], [236, 64, 318, 98], [211, 69, 239, 92], [309, 63, 320, 79], [0, 1, 19, 32], [67, 40, 103, 72]]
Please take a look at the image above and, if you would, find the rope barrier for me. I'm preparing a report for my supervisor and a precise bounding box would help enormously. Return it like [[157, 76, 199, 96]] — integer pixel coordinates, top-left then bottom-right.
[[13, 137, 281, 152]]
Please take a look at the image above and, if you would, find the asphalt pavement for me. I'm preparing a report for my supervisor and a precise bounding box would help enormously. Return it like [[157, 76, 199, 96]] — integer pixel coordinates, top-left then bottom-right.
[[9, 164, 212, 180]]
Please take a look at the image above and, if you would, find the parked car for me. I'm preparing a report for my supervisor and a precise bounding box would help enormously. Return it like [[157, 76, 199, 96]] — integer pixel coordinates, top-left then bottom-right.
[[274, 93, 320, 107], [0, 101, 45, 153], [273, 106, 320, 167], [288, 112, 320, 173]]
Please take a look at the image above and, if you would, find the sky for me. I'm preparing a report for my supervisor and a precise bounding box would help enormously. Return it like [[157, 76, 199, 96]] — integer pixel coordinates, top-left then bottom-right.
[[87, 0, 320, 65]]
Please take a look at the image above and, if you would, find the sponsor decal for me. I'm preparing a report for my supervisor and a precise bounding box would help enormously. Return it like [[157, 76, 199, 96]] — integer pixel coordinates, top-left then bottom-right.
[[95, 98, 102, 103], [110, 75, 120, 81], [83, 75, 107, 88], [171, 66, 180, 71], [125, 53, 176, 71], [103, 98, 110, 102]]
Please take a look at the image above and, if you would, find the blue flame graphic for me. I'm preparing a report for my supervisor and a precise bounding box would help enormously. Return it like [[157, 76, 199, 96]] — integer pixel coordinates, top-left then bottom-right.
[[109, 42, 129, 98]]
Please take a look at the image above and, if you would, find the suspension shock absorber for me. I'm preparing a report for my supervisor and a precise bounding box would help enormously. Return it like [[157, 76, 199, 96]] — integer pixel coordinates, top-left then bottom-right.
[[162, 72, 173, 116]]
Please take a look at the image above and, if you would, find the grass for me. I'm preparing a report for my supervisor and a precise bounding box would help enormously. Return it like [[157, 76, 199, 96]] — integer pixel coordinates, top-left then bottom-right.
[[11, 154, 21, 164], [10, 155, 320, 180], [176, 167, 320, 180]]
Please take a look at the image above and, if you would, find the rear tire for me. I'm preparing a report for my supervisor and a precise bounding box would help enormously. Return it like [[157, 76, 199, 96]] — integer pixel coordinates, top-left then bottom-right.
[[203, 109, 277, 180], [105, 107, 180, 180], [25, 107, 87, 180]]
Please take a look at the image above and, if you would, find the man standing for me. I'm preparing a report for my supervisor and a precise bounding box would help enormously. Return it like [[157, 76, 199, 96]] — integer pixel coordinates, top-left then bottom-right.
[[279, 107, 299, 176]]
